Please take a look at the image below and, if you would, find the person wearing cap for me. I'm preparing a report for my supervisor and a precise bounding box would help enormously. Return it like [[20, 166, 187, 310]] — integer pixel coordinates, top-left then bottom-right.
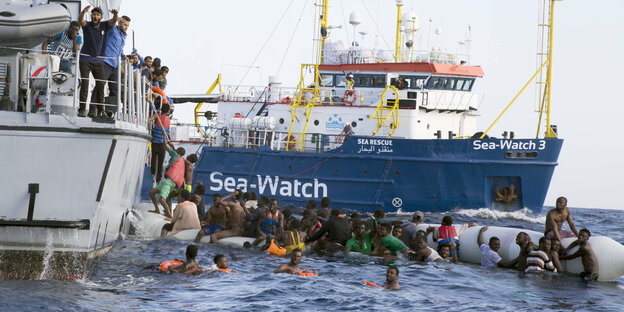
[[401, 211, 424, 249], [78, 5, 119, 117]]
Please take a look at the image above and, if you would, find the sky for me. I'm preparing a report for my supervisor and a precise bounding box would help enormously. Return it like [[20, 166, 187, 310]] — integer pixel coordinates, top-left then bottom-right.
[[119, 0, 624, 210]]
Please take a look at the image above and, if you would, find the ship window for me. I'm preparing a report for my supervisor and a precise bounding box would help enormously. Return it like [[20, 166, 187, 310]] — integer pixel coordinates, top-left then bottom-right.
[[319, 74, 334, 87], [371, 75, 386, 87], [438, 78, 448, 89], [411, 77, 427, 89], [455, 79, 465, 90], [355, 75, 370, 87], [447, 79, 456, 90], [335, 74, 346, 87], [463, 79, 474, 91]]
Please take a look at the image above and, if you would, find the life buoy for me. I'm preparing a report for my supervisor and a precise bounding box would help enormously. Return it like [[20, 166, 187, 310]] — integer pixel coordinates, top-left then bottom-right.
[[286, 135, 296, 151], [363, 281, 381, 288], [281, 96, 292, 104], [344, 90, 356, 105]]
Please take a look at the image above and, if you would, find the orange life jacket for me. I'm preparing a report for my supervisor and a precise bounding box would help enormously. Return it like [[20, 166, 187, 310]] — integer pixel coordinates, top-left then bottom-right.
[[218, 268, 233, 273]]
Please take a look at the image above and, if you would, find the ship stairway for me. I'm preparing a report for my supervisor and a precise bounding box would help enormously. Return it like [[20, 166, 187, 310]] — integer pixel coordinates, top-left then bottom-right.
[[370, 85, 400, 138], [287, 64, 334, 151]]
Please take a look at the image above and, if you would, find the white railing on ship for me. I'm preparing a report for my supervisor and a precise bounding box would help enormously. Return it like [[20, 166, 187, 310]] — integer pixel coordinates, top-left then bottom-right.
[[206, 127, 346, 153], [3, 46, 150, 128], [323, 49, 470, 65]]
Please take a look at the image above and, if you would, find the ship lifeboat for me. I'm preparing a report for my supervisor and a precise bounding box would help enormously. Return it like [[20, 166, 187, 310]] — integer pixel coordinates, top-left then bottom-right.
[[0, 2, 70, 53]]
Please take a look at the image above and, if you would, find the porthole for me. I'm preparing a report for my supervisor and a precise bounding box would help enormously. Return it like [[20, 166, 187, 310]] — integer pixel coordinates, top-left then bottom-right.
[[334, 168, 339, 173], [314, 120, 319, 126], [351, 121, 357, 127], [279, 118, 284, 124], [395, 171, 401, 176]]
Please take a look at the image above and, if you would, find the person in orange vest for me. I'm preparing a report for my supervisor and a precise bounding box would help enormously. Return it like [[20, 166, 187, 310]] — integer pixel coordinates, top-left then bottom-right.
[[148, 139, 186, 218], [213, 254, 237, 273]]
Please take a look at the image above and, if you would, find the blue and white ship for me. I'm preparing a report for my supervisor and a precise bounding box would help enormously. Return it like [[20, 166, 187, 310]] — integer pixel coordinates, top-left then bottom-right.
[[145, 0, 563, 213]]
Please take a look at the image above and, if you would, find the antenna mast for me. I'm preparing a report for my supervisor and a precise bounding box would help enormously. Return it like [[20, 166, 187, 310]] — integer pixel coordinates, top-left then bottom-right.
[[535, 0, 558, 138], [317, 0, 329, 64]]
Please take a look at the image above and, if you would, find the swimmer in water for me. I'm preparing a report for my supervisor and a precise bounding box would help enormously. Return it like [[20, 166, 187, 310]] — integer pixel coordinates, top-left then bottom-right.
[[273, 248, 317, 276], [169, 244, 199, 274], [383, 267, 400, 290], [438, 241, 458, 263], [213, 254, 237, 273]]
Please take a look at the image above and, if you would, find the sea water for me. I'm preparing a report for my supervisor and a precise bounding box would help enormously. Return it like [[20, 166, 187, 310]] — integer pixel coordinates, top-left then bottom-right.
[[1, 207, 623, 311]]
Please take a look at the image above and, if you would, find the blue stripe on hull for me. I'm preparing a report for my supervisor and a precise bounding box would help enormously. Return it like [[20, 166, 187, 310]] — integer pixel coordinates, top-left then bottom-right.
[[142, 137, 563, 213]]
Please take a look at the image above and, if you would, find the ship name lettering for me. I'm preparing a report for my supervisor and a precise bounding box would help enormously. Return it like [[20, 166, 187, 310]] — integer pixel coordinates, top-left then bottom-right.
[[208, 172, 327, 198]]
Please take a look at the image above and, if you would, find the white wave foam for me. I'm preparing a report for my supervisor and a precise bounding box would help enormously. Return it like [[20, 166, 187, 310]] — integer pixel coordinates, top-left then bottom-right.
[[455, 208, 545, 224]]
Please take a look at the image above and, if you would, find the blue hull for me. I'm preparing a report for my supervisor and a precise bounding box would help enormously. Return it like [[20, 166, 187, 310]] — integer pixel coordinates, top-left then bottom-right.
[[141, 137, 562, 213]]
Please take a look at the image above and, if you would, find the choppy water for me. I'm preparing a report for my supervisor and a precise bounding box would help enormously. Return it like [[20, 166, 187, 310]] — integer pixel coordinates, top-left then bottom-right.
[[1, 207, 623, 311]]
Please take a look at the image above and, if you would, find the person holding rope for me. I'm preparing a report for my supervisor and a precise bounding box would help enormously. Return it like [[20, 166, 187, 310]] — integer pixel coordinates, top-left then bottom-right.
[[147, 103, 171, 186], [148, 136, 186, 218]]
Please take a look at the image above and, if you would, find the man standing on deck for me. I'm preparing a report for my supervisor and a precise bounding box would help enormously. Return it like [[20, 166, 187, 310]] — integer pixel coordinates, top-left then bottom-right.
[[210, 190, 249, 244], [194, 194, 229, 243], [544, 196, 579, 241], [42, 21, 82, 73], [102, 15, 130, 109], [78, 6, 118, 117]]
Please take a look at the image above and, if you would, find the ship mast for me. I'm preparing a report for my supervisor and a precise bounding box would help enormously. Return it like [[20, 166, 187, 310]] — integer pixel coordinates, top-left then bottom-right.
[[535, 0, 557, 138], [317, 0, 329, 64], [394, 0, 403, 63]]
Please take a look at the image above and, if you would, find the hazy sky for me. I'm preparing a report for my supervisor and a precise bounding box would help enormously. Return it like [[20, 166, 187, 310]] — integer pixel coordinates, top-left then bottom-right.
[[121, 0, 624, 210]]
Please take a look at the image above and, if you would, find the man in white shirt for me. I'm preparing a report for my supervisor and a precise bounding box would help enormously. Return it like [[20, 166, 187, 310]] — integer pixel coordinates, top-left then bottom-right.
[[477, 226, 518, 268]]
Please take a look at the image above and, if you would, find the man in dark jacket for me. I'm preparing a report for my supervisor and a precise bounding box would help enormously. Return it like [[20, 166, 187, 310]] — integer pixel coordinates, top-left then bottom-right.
[[305, 209, 352, 248]]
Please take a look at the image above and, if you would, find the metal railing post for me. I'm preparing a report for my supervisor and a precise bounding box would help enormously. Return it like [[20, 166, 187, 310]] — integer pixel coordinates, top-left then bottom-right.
[[117, 56, 122, 119]]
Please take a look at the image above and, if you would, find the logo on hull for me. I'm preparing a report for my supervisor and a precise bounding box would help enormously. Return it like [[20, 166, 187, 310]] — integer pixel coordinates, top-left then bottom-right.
[[325, 114, 345, 132], [209, 172, 328, 198]]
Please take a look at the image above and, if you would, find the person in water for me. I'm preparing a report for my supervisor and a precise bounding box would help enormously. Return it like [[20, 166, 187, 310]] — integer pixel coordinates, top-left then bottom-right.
[[384, 267, 400, 290], [167, 244, 199, 274], [277, 219, 306, 253], [545, 196, 579, 241], [477, 226, 518, 268], [160, 189, 201, 237], [525, 237, 556, 273], [211, 190, 248, 244], [560, 228, 599, 281], [191, 183, 206, 221], [549, 238, 563, 273], [345, 221, 374, 254], [374, 222, 411, 258], [431, 215, 460, 259], [194, 193, 228, 243], [253, 198, 283, 246], [438, 242, 458, 263], [413, 238, 443, 262], [148, 140, 186, 218], [401, 211, 424, 249], [515, 232, 537, 271], [274, 248, 317, 276], [306, 209, 352, 250], [213, 254, 236, 273]]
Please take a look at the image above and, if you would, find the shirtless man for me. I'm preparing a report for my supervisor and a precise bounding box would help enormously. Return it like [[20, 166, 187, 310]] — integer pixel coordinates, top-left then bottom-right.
[[211, 190, 248, 243], [515, 232, 537, 271], [273, 248, 317, 276], [560, 228, 599, 281], [384, 267, 400, 290], [549, 238, 563, 273], [194, 194, 229, 243], [544, 196, 579, 241], [213, 254, 237, 273]]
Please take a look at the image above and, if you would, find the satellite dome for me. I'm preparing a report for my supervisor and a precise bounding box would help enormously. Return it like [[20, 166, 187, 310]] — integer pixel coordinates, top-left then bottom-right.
[[349, 12, 361, 26]]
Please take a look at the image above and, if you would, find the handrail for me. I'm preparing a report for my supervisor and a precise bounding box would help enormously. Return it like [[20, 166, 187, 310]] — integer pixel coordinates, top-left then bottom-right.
[[370, 85, 400, 138]]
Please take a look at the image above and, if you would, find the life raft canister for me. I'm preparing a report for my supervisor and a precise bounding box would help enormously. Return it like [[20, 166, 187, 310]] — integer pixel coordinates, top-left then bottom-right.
[[165, 156, 185, 187], [344, 89, 357, 105]]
